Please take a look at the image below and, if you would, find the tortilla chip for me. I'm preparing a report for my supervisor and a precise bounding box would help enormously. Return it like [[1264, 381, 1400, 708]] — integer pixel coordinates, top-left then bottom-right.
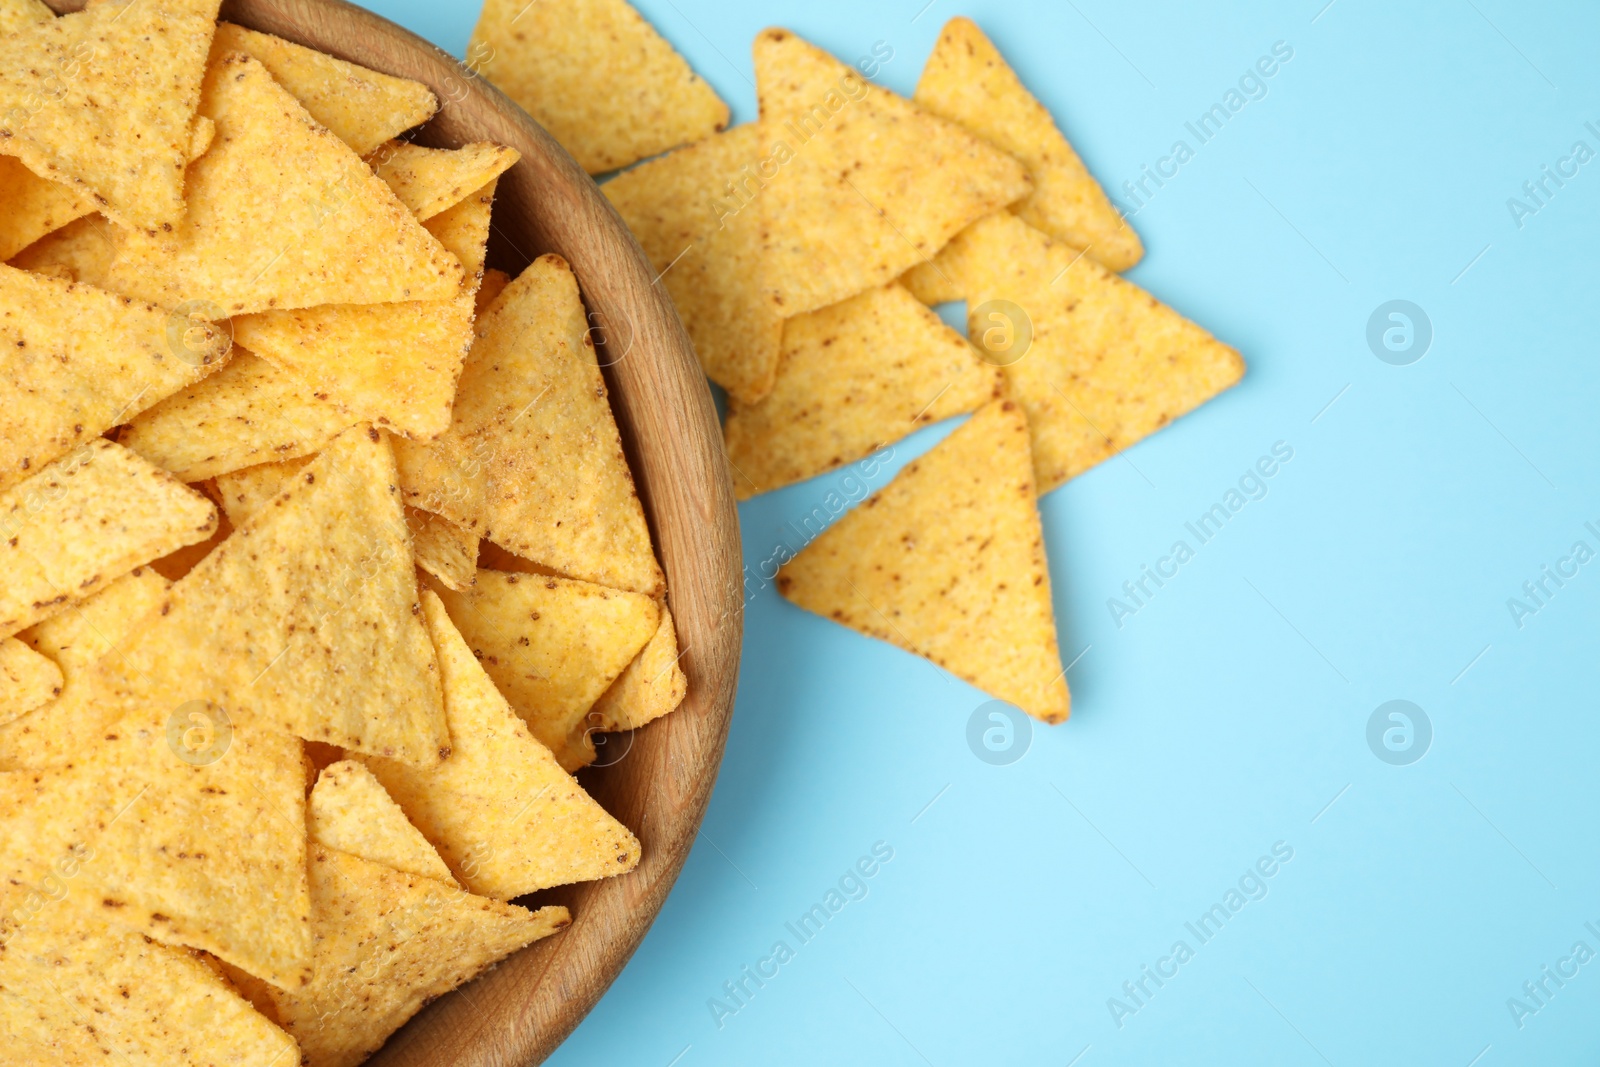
[[915, 18, 1142, 272], [0, 0, 219, 230], [393, 254, 664, 595], [366, 140, 519, 220], [470, 0, 728, 174], [210, 22, 437, 156], [365, 591, 641, 899], [309, 760, 456, 886], [955, 212, 1244, 491], [407, 507, 478, 592], [0, 637, 60, 725], [430, 569, 659, 771], [897, 236, 976, 305], [105, 53, 464, 316], [0, 567, 169, 771], [778, 400, 1069, 722], [0, 910, 301, 1066], [92, 426, 449, 765], [0, 263, 232, 493], [603, 124, 784, 403], [263, 845, 568, 1067], [475, 267, 510, 316], [232, 177, 495, 439], [588, 605, 686, 733], [0, 440, 217, 640], [0, 0, 51, 37], [753, 28, 1031, 317], [724, 282, 1002, 498], [119, 350, 356, 483], [6, 212, 118, 286]]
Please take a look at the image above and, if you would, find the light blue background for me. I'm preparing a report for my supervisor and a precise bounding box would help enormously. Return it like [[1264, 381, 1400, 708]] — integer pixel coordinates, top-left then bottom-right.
[[368, 1, 1600, 1062]]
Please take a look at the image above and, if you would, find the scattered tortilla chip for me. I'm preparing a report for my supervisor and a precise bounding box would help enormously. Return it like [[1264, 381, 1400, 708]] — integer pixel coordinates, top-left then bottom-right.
[[119, 350, 356, 483], [915, 17, 1142, 272], [366, 139, 519, 220], [470, 0, 728, 174], [0, 262, 232, 493], [393, 254, 664, 595], [430, 569, 659, 771], [589, 605, 687, 733], [6, 212, 119, 286], [475, 267, 510, 316], [210, 22, 437, 156], [365, 591, 641, 899], [779, 400, 1069, 722], [0, 0, 51, 37], [407, 507, 478, 592], [955, 211, 1244, 491], [0, 440, 217, 640], [233, 177, 495, 439], [105, 53, 464, 316], [753, 28, 1031, 317], [0, 0, 220, 230], [264, 845, 568, 1067], [724, 282, 1002, 498], [92, 426, 449, 764], [309, 760, 456, 886], [603, 124, 785, 403], [0, 637, 61, 725]]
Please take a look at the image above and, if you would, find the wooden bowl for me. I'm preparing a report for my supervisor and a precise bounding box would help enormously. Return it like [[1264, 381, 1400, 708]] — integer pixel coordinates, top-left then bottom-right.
[[42, 0, 744, 1062]]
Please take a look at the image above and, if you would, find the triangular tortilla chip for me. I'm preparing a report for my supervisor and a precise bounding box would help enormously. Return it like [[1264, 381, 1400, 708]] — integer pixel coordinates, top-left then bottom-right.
[[0, 636, 60, 725], [367, 140, 519, 220], [309, 760, 456, 885], [915, 17, 1142, 272], [430, 569, 659, 771], [7, 211, 118, 286], [588, 605, 687, 733], [118, 350, 356, 483], [209, 22, 437, 156], [0, 0, 51, 36], [364, 591, 641, 899], [0, 909, 300, 1066], [392, 254, 664, 595], [0, 0, 219, 230], [105, 52, 464, 316], [263, 845, 568, 1067], [0, 440, 217, 640], [1, 567, 169, 771], [92, 426, 449, 764], [753, 28, 1031, 317], [0, 262, 232, 493], [778, 400, 1069, 722], [955, 211, 1244, 491], [603, 124, 785, 403], [232, 177, 495, 439], [470, 0, 728, 174], [724, 282, 1002, 498]]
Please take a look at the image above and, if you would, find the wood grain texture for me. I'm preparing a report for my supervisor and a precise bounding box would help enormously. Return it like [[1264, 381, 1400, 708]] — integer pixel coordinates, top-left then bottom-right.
[[41, 1, 744, 1063]]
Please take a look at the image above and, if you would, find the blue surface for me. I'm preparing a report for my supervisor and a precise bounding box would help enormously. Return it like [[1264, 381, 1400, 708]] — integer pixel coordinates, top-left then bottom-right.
[[366, 2, 1600, 1063]]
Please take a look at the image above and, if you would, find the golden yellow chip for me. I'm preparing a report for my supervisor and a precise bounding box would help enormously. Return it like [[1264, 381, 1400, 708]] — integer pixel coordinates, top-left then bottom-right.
[[0, 0, 219, 230], [779, 400, 1069, 723], [366, 139, 519, 220], [470, 0, 728, 174], [897, 228, 981, 305], [753, 28, 1031, 317], [916, 17, 1142, 272], [0, 263, 232, 493], [956, 211, 1244, 491], [475, 267, 511, 316], [393, 254, 664, 595], [6, 212, 118, 286], [210, 21, 437, 156], [309, 760, 456, 886], [0, 0, 51, 37], [589, 605, 687, 733], [724, 282, 1002, 498], [93, 426, 449, 765], [603, 124, 785, 403], [430, 569, 660, 771], [0, 155, 94, 261], [0, 636, 60, 725], [263, 845, 568, 1067], [119, 350, 356, 483], [210, 455, 311, 526], [0, 440, 217, 640], [105, 53, 464, 316], [365, 591, 641, 900]]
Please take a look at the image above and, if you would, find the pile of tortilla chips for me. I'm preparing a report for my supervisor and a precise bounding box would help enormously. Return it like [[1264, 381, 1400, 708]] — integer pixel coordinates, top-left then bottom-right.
[[0, 3, 686, 1064]]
